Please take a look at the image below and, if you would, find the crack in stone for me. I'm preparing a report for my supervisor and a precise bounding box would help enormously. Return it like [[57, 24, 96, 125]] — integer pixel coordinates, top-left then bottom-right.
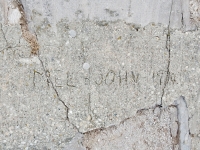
[[0, 24, 8, 45], [10, 0, 81, 132], [160, 0, 173, 106], [0, 24, 24, 52], [128, 0, 132, 17], [82, 99, 190, 149], [14, 0, 39, 55], [38, 56, 80, 133], [0, 44, 26, 52], [83, 104, 169, 134], [81, 103, 182, 149]]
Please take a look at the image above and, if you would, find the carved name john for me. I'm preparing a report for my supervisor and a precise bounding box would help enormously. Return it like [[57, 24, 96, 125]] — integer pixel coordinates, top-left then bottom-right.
[[54, 70, 140, 87]]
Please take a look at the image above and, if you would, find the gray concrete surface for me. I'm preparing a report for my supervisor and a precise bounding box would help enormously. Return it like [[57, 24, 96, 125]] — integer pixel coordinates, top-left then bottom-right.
[[82, 106, 179, 150], [0, 0, 200, 149]]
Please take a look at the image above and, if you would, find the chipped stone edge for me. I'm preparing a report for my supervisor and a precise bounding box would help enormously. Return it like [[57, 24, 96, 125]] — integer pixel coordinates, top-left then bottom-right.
[[175, 96, 191, 150], [13, 0, 39, 55], [70, 97, 191, 149]]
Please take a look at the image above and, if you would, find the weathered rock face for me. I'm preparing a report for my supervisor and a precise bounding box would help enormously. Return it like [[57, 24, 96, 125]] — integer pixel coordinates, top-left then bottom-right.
[[0, 0, 200, 149], [82, 107, 178, 150]]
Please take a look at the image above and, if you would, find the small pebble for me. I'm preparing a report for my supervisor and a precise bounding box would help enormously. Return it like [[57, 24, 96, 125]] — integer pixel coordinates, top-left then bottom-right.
[[83, 63, 90, 70], [68, 30, 76, 38]]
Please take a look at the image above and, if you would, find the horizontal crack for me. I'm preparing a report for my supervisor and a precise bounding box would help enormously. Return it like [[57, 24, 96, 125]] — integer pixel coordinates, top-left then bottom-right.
[[81, 102, 181, 150]]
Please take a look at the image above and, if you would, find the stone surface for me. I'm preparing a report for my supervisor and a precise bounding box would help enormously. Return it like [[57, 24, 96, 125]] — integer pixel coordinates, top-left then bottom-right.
[[82, 107, 179, 150], [176, 96, 190, 150], [0, 0, 200, 149]]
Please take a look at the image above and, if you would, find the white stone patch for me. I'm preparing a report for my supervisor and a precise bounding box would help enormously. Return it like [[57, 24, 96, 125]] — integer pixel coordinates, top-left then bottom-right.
[[175, 96, 191, 150], [66, 40, 69, 45], [83, 63, 90, 70], [8, 8, 21, 25], [68, 30, 77, 38], [19, 57, 40, 65]]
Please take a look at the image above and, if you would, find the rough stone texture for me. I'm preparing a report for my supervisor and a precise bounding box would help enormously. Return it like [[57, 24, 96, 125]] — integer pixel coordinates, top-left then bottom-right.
[[0, 0, 200, 149], [190, 0, 200, 26], [0, 0, 196, 30], [82, 107, 179, 150], [0, 26, 78, 149]]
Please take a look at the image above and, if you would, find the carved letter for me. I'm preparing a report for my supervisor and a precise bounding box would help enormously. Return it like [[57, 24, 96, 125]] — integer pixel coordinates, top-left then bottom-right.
[[131, 71, 139, 83], [33, 70, 43, 87], [105, 70, 115, 85], [118, 71, 127, 85], [55, 77, 63, 87], [84, 77, 90, 85], [66, 71, 76, 87], [95, 73, 104, 85]]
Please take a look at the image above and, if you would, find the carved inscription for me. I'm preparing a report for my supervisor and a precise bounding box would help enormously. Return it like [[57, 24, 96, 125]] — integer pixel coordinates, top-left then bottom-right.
[[33, 69, 176, 88], [53, 70, 140, 87], [105, 70, 116, 85], [66, 71, 76, 87], [153, 70, 176, 87]]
